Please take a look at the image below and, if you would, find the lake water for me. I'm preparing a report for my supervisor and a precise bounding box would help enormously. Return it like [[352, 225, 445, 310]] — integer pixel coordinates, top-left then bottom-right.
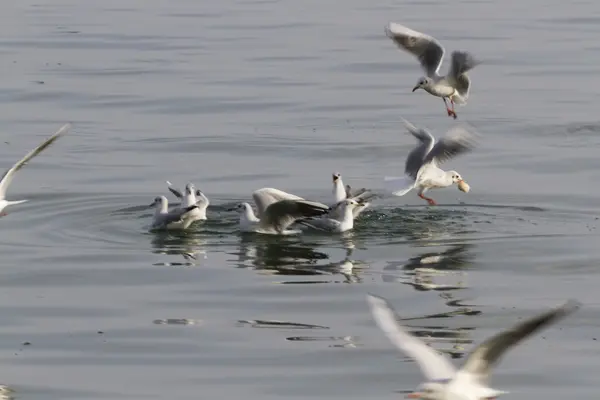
[[0, 0, 599, 399]]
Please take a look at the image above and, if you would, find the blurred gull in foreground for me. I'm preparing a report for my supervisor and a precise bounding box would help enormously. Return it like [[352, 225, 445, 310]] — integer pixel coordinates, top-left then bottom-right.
[[0, 123, 71, 216], [385, 22, 480, 119], [384, 118, 477, 205], [366, 294, 580, 400]]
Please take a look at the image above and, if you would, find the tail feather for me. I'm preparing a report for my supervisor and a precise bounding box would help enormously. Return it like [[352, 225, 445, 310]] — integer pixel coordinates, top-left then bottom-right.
[[384, 176, 415, 197]]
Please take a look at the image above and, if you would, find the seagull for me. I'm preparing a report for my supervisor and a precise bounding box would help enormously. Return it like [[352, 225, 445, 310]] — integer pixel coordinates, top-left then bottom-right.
[[166, 181, 209, 225], [331, 172, 374, 218], [385, 22, 480, 119], [297, 198, 363, 233], [384, 118, 477, 206], [148, 195, 199, 231], [229, 187, 330, 235], [366, 294, 580, 400], [0, 123, 71, 216]]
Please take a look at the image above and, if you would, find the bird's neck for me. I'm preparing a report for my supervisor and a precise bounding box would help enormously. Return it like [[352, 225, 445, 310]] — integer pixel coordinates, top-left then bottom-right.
[[339, 206, 354, 228], [241, 205, 259, 223], [333, 180, 346, 202], [184, 193, 196, 207]]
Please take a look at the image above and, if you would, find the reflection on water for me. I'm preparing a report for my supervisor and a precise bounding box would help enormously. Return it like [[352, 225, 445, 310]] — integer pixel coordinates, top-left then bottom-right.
[[149, 230, 208, 266], [232, 234, 368, 284]]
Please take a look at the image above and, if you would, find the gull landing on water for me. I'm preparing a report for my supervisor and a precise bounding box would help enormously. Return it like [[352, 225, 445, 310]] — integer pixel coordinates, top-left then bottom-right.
[[0, 123, 71, 216], [385, 22, 480, 119], [229, 187, 330, 235], [165, 181, 209, 226], [148, 195, 199, 231], [366, 294, 580, 400], [384, 118, 477, 206]]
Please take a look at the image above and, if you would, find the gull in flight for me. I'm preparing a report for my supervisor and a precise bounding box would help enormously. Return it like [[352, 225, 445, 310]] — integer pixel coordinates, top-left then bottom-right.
[[384, 118, 477, 206], [148, 195, 199, 231], [166, 181, 209, 226], [366, 294, 580, 400], [385, 22, 480, 119], [331, 172, 375, 218], [0, 123, 71, 216], [229, 187, 330, 235]]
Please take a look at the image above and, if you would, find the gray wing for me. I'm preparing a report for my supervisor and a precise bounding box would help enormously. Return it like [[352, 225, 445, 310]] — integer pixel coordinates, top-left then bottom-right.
[[296, 217, 341, 232], [401, 118, 436, 180], [166, 181, 183, 199], [252, 187, 304, 218], [423, 126, 477, 166], [0, 123, 71, 199], [158, 205, 198, 227], [448, 51, 480, 98], [385, 22, 445, 78], [261, 199, 329, 232], [460, 300, 581, 385]]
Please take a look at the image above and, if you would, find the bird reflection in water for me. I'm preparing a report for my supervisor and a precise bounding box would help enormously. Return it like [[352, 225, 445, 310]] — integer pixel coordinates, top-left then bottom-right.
[[383, 243, 482, 359], [233, 233, 368, 284], [150, 231, 208, 267]]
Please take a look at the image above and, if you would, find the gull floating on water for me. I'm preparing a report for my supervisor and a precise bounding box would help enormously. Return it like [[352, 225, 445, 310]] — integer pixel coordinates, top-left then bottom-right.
[[384, 118, 477, 206], [331, 172, 374, 218], [166, 181, 209, 226], [148, 195, 199, 231], [0, 123, 71, 216], [366, 294, 580, 400], [229, 187, 330, 235], [298, 198, 363, 233], [385, 22, 480, 119]]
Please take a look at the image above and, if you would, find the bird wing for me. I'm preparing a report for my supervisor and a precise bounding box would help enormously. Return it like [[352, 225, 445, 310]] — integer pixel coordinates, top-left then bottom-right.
[[252, 187, 304, 218], [385, 22, 445, 78], [401, 118, 436, 180], [166, 181, 183, 199], [366, 294, 457, 381], [0, 123, 71, 199], [422, 126, 477, 166], [447, 51, 480, 99], [261, 199, 329, 232], [459, 299, 581, 386]]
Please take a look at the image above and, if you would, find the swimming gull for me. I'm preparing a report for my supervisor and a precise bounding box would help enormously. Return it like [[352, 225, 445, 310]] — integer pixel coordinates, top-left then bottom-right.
[[148, 195, 199, 231], [331, 172, 375, 218], [385, 22, 480, 119], [384, 118, 477, 205], [298, 198, 364, 233], [229, 187, 330, 235], [166, 181, 209, 225], [0, 123, 71, 216], [366, 293, 580, 400]]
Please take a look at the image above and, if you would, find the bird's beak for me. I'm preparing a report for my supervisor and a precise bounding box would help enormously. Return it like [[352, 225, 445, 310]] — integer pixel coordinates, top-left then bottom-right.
[[412, 85, 419, 92], [332, 175, 338, 182], [226, 207, 237, 212], [406, 392, 422, 399], [148, 202, 155, 208]]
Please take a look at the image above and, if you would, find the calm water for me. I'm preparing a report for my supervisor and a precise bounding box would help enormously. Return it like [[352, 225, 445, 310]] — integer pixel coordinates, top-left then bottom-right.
[[0, 0, 599, 399]]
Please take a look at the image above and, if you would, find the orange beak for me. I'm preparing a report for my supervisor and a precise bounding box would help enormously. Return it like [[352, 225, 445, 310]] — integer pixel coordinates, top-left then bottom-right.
[[406, 393, 422, 399]]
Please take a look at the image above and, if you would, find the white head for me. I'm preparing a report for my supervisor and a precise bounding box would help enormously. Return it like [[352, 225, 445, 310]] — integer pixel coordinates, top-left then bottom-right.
[[229, 202, 255, 219], [149, 195, 168, 213], [185, 183, 196, 196], [447, 170, 464, 184], [412, 76, 433, 92], [332, 172, 345, 202]]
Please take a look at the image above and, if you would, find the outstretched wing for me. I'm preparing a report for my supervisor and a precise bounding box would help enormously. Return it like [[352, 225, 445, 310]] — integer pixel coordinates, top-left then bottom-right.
[[385, 22, 445, 78], [423, 126, 477, 166], [0, 123, 71, 199], [252, 187, 304, 218]]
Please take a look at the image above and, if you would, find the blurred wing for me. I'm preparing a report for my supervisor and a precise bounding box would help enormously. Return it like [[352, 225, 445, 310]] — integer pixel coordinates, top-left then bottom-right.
[[366, 294, 457, 381], [385, 22, 445, 77], [252, 187, 304, 218], [0, 123, 71, 199], [460, 300, 581, 386], [401, 118, 435, 180], [423, 127, 477, 166], [166, 181, 183, 199]]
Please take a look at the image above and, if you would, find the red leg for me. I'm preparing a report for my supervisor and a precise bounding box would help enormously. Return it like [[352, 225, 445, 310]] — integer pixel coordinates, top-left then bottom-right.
[[450, 99, 457, 119], [443, 98, 453, 117], [418, 193, 437, 206], [0, 212, 7, 217]]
